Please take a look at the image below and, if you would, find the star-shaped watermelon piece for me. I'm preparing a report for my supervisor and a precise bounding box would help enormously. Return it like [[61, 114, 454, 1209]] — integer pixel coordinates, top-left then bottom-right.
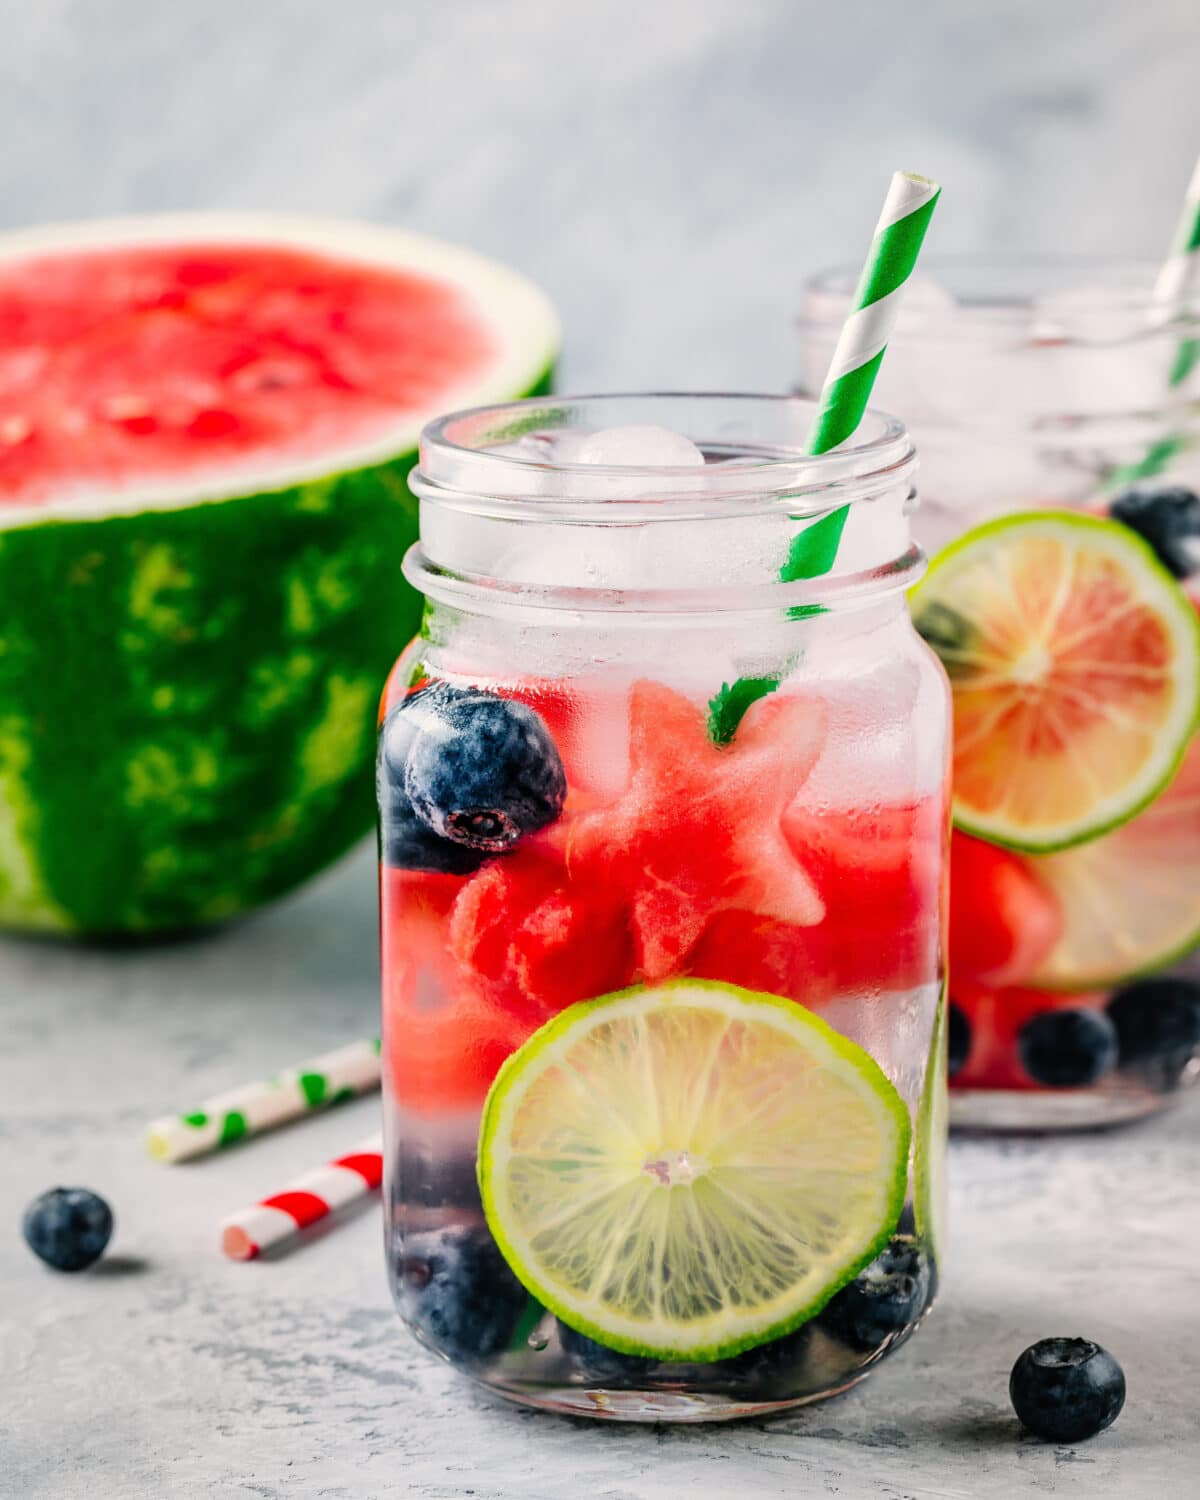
[[565, 680, 828, 980]]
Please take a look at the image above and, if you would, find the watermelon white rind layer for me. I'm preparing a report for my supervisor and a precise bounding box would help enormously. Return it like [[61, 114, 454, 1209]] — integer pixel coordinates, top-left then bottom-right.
[[0, 215, 557, 934]]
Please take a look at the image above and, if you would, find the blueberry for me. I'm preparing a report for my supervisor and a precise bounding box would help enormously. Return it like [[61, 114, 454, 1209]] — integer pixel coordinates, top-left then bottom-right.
[[377, 691, 488, 874], [1009, 1337, 1126, 1442], [948, 1002, 971, 1077], [913, 601, 978, 676], [1018, 1008, 1118, 1087], [1107, 977, 1200, 1073], [716, 1322, 814, 1391], [396, 1224, 529, 1364], [376, 791, 488, 875], [1110, 484, 1200, 578], [23, 1187, 113, 1272], [557, 1320, 657, 1385], [818, 1235, 933, 1352], [403, 683, 566, 852]]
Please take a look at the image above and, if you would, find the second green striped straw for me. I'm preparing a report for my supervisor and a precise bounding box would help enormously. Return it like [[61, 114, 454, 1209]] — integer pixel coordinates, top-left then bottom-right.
[[1153, 150, 1200, 391], [784, 170, 941, 581]]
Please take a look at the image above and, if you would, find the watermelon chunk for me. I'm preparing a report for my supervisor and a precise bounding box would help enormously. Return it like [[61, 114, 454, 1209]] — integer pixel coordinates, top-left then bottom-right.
[[381, 867, 538, 1113], [564, 681, 827, 980], [448, 845, 634, 1022], [948, 830, 1063, 987], [692, 797, 946, 1002], [0, 216, 557, 933]]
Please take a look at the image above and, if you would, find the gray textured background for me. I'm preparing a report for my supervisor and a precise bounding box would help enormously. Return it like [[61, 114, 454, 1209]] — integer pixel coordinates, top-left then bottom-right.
[[2, 0, 1198, 388]]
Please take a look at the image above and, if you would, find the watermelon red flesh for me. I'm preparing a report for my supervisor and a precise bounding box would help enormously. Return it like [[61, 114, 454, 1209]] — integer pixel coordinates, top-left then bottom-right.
[[380, 677, 944, 1115], [0, 222, 557, 933], [382, 867, 537, 1114], [950, 982, 1109, 1092], [0, 243, 497, 505], [947, 829, 1063, 987]]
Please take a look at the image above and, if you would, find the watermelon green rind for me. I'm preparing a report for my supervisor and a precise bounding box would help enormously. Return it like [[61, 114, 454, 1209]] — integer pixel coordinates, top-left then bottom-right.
[[0, 216, 557, 933]]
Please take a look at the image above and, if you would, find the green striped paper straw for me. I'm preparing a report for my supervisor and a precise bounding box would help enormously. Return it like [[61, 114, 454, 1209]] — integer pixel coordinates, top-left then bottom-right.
[[783, 171, 941, 581], [709, 172, 940, 743], [1154, 151, 1200, 391], [1108, 151, 1200, 487], [145, 1038, 381, 1163]]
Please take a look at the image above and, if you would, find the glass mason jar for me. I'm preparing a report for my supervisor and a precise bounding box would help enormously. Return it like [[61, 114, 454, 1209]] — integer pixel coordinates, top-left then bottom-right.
[[801, 258, 1200, 1131], [378, 393, 949, 1421]]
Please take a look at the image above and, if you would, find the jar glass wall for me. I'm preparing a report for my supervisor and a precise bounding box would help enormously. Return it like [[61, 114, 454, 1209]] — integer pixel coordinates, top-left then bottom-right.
[[378, 394, 950, 1419], [801, 260, 1200, 1130]]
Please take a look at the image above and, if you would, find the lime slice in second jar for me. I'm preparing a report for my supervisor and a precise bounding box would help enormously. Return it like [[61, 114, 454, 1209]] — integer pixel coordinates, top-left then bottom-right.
[[912, 511, 1200, 853], [477, 980, 911, 1362], [1027, 734, 1200, 989]]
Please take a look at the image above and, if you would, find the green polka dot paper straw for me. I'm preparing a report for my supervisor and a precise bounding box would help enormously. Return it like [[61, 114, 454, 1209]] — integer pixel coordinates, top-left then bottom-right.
[[783, 171, 940, 580], [145, 1038, 381, 1163]]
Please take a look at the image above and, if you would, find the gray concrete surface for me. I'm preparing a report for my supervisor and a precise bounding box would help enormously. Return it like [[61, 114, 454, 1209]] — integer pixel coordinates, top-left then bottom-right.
[[2, 844, 1199, 1498]]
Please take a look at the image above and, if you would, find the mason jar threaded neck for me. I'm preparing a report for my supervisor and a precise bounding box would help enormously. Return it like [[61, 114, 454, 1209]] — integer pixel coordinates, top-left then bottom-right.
[[406, 393, 921, 620]]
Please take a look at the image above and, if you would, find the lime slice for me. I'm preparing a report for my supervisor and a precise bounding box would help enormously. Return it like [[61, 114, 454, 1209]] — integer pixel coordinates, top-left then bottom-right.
[[912, 511, 1200, 852], [1028, 733, 1200, 989], [913, 985, 948, 1262], [478, 980, 911, 1362]]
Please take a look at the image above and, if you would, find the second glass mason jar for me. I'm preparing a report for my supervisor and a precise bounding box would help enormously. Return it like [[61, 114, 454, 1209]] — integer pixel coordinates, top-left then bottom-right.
[[377, 394, 949, 1421], [801, 259, 1200, 1131]]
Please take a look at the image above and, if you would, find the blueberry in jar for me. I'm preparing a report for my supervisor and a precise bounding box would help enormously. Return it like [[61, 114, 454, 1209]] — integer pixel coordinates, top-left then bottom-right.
[[403, 683, 566, 851], [557, 1320, 657, 1385], [1017, 1008, 1118, 1087], [1107, 976, 1200, 1073], [377, 683, 565, 871], [948, 1002, 971, 1077], [1110, 484, 1200, 579], [818, 1235, 933, 1353], [396, 1224, 530, 1364]]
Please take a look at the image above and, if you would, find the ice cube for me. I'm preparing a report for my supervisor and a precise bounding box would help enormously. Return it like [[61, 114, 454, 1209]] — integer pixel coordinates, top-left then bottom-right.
[[1030, 284, 1147, 344], [891, 275, 958, 332], [574, 425, 706, 468]]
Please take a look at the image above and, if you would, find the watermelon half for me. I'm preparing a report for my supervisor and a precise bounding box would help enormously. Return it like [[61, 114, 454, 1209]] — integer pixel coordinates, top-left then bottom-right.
[[0, 215, 557, 935]]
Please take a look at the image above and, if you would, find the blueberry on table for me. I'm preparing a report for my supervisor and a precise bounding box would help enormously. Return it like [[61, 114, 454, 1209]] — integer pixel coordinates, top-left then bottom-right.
[[1107, 976, 1200, 1071], [948, 1002, 971, 1077], [1110, 484, 1200, 578], [22, 1187, 113, 1272], [1009, 1337, 1126, 1442], [818, 1235, 933, 1352], [396, 1224, 529, 1363], [1017, 1008, 1118, 1087], [557, 1320, 657, 1384], [401, 683, 565, 851]]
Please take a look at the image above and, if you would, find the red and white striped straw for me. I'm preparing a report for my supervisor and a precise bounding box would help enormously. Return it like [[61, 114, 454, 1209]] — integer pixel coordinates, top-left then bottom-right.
[[219, 1134, 383, 1261]]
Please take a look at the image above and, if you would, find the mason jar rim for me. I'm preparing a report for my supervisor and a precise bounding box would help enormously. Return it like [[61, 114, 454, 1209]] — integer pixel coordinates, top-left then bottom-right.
[[801, 255, 1200, 348], [413, 392, 916, 521]]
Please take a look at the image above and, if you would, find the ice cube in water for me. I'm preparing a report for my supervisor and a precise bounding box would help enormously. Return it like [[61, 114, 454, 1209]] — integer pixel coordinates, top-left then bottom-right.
[[574, 425, 706, 468]]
